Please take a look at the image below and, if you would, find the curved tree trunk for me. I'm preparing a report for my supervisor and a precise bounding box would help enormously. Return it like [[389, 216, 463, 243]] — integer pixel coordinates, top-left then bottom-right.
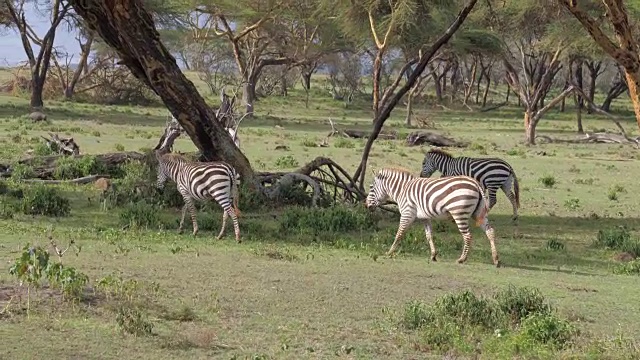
[[67, 0, 256, 186]]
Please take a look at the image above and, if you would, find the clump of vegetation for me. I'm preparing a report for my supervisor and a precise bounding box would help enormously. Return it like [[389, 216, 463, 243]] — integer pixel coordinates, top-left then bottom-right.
[[33, 142, 55, 156], [119, 201, 160, 229], [274, 155, 299, 169], [116, 306, 154, 336], [334, 137, 355, 148], [613, 260, 640, 275], [607, 184, 627, 201], [539, 175, 556, 188], [54, 155, 105, 180], [279, 205, 378, 235], [402, 285, 574, 355], [594, 227, 640, 258], [10, 163, 35, 180], [20, 185, 71, 217], [545, 238, 565, 251]]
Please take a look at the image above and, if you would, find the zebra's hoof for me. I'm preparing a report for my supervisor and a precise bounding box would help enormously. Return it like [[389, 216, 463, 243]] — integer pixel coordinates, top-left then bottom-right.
[[494, 260, 501, 268], [456, 258, 466, 264], [431, 255, 437, 262]]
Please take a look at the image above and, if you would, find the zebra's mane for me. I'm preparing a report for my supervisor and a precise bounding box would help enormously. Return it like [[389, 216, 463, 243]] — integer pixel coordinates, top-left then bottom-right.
[[427, 148, 454, 158]]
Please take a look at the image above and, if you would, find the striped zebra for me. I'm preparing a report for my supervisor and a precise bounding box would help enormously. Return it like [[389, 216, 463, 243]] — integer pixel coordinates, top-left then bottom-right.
[[366, 168, 499, 267], [420, 149, 520, 222], [155, 150, 241, 242]]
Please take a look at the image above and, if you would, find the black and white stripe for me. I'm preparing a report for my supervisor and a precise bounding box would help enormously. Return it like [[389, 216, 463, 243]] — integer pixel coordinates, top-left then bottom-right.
[[156, 151, 241, 242], [366, 168, 500, 266], [420, 149, 520, 222]]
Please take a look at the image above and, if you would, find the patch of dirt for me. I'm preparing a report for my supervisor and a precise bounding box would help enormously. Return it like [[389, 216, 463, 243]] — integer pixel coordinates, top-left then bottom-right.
[[0, 284, 106, 319], [613, 252, 636, 262]]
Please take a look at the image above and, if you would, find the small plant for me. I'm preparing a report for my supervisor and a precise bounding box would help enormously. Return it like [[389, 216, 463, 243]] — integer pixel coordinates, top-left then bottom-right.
[[91, 130, 101, 137], [613, 259, 640, 275], [9, 245, 50, 313], [119, 201, 160, 229], [594, 226, 631, 250], [114, 143, 125, 152], [494, 285, 552, 324], [519, 313, 576, 348], [563, 197, 581, 210], [274, 155, 299, 169], [545, 238, 565, 251], [116, 306, 154, 336], [33, 142, 55, 156], [10, 163, 35, 180], [300, 138, 317, 147], [54, 155, 104, 180], [607, 184, 626, 201], [20, 185, 71, 217], [279, 206, 378, 235], [334, 137, 355, 148], [46, 263, 89, 301], [539, 175, 556, 188], [568, 165, 580, 173]]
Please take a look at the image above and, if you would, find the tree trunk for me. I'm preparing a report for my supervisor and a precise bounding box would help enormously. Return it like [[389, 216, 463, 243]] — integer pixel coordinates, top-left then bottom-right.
[[573, 59, 584, 133], [64, 35, 94, 100], [482, 75, 490, 107], [623, 70, 640, 126], [30, 76, 45, 109], [67, 0, 256, 185], [301, 70, 312, 90], [405, 92, 413, 127], [242, 81, 256, 116], [524, 111, 537, 145]]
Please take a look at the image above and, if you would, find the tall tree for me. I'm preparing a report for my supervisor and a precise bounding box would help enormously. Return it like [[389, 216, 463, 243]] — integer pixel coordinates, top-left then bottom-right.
[[2, 0, 70, 109], [67, 0, 256, 186], [559, 0, 640, 130]]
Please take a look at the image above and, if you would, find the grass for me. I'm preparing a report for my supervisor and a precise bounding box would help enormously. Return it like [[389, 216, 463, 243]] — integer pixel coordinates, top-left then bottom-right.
[[1, 71, 640, 359]]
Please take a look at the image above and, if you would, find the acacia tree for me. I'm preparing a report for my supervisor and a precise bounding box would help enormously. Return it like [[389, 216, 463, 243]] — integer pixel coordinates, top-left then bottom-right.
[[2, 0, 70, 109], [67, 0, 256, 185], [558, 0, 640, 129]]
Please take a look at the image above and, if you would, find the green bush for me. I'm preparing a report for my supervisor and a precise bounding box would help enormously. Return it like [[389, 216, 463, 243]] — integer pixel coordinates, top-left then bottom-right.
[[494, 284, 552, 324], [594, 227, 640, 258], [54, 155, 105, 180], [10, 163, 35, 180], [613, 259, 640, 275], [544, 238, 565, 251], [519, 313, 576, 348], [279, 205, 377, 235], [116, 306, 154, 336], [119, 201, 160, 229], [20, 185, 71, 217]]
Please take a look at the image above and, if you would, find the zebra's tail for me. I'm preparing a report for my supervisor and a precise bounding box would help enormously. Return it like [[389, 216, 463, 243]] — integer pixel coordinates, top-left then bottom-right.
[[512, 171, 520, 209], [474, 185, 490, 227], [231, 171, 241, 217]]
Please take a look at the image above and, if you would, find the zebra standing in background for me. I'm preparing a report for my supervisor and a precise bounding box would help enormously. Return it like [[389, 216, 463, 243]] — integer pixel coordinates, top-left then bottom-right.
[[420, 148, 520, 222], [155, 150, 242, 243], [366, 168, 500, 267]]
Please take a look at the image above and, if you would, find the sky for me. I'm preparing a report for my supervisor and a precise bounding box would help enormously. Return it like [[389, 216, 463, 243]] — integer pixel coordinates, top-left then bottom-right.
[[0, 6, 83, 66]]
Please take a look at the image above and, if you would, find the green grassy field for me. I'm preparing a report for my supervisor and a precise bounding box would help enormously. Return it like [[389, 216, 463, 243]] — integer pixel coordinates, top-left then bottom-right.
[[1, 73, 640, 359]]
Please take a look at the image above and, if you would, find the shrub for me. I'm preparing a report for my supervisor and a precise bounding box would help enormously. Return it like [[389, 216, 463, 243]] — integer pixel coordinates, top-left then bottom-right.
[[519, 313, 576, 348], [10, 163, 35, 180], [116, 306, 154, 336], [494, 285, 552, 324], [54, 155, 105, 180], [432, 290, 500, 329], [595, 226, 630, 249], [119, 201, 160, 229], [274, 155, 299, 169], [33, 142, 55, 156], [544, 238, 565, 251], [279, 206, 377, 235], [538, 175, 556, 188], [20, 185, 71, 217], [334, 137, 355, 148], [613, 259, 640, 275]]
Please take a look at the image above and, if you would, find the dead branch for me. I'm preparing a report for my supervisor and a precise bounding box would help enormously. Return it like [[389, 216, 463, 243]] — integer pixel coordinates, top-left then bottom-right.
[[40, 132, 80, 155], [20, 175, 111, 184], [536, 132, 640, 147], [405, 131, 467, 147]]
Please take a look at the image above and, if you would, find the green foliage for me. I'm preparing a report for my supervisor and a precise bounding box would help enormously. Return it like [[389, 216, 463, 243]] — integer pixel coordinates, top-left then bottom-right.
[[544, 238, 565, 251], [9, 244, 89, 302], [494, 285, 552, 324], [403, 286, 573, 356], [10, 163, 35, 180], [119, 201, 160, 229], [20, 185, 71, 217], [608, 184, 626, 201], [519, 313, 576, 348], [274, 155, 299, 169], [116, 306, 154, 336], [594, 227, 640, 258], [114, 143, 125, 152], [54, 155, 105, 180], [613, 260, 640, 276], [333, 137, 355, 148], [279, 205, 377, 235], [539, 175, 556, 188], [33, 142, 55, 156]]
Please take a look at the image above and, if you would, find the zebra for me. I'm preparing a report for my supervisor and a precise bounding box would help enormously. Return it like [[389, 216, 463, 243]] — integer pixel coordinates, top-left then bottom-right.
[[155, 150, 241, 242], [420, 148, 520, 222], [365, 167, 499, 267]]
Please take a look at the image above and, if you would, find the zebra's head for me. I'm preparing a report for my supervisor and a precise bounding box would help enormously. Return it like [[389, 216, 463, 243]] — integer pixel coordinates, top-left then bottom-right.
[[156, 153, 180, 190], [420, 148, 450, 177], [365, 170, 389, 210]]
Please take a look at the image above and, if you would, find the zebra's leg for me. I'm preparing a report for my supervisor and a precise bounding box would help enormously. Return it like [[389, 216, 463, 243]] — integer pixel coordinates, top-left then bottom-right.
[[501, 180, 518, 223], [452, 217, 473, 264], [478, 217, 500, 267], [387, 214, 414, 256], [229, 208, 241, 243], [178, 204, 188, 234], [216, 211, 228, 240], [424, 220, 437, 261], [487, 187, 498, 210], [182, 197, 199, 236]]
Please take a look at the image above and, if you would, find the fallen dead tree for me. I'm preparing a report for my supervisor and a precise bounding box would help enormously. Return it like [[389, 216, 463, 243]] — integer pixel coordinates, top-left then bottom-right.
[[536, 132, 640, 147], [20, 175, 111, 184], [0, 151, 147, 179], [40, 133, 80, 155], [405, 131, 467, 147], [325, 118, 397, 140]]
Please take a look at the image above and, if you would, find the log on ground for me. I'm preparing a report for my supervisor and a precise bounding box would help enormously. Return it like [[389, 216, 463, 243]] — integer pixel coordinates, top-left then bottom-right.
[[405, 131, 467, 147]]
